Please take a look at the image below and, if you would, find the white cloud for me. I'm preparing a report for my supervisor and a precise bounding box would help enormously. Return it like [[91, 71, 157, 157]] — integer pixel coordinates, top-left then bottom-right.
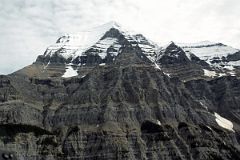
[[0, 0, 240, 74]]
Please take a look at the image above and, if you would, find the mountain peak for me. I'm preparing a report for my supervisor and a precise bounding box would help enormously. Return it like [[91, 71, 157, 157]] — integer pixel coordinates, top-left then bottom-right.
[[168, 41, 178, 47], [89, 21, 123, 34], [99, 21, 121, 29], [55, 21, 122, 43], [161, 41, 179, 51], [43, 21, 127, 61]]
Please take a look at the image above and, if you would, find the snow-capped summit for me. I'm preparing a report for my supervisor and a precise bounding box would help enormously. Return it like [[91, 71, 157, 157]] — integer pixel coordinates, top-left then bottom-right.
[[43, 21, 123, 60], [38, 21, 159, 67], [178, 41, 239, 61], [32, 21, 160, 78], [177, 41, 240, 71], [158, 41, 193, 61]]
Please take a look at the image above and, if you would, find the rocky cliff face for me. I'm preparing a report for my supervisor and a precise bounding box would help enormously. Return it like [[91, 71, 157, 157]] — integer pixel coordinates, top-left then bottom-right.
[[1, 22, 240, 159]]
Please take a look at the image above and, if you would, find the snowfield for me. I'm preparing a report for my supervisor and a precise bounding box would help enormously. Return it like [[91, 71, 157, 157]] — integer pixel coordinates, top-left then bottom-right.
[[62, 66, 78, 78], [203, 69, 216, 77], [214, 112, 234, 132], [178, 41, 239, 59]]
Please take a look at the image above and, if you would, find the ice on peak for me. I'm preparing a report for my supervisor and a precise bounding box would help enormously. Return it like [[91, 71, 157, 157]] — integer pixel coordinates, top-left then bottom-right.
[[43, 21, 161, 65], [177, 41, 222, 48], [177, 41, 239, 57], [44, 21, 126, 60]]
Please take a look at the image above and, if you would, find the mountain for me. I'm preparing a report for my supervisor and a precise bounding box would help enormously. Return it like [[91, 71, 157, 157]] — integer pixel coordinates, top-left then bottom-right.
[[178, 41, 239, 63], [1, 22, 240, 159], [179, 41, 240, 76], [154, 41, 240, 81], [15, 22, 240, 81], [156, 42, 209, 81], [15, 21, 159, 79]]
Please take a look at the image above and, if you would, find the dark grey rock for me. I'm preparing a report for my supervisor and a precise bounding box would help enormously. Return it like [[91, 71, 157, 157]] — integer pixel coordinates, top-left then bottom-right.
[[1, 27, 240, 160]]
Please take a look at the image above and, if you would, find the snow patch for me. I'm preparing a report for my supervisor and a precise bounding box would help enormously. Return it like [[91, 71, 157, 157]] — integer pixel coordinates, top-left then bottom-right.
[[199, 102, 208, 110], [229, 71, 236, 76], [218, 73, 226, 77], [185, 52, 192, 60], [43, 61, 50, 69], [62, 66, 78, 78], [206, 126, 212, 131], [203, 69, 216, 77], [154, 63, 161, 70], [224, 65, 234, 70], [157, 120, 161, 126], [94, 37, 119, 59], [99, 63, 106, 66], [163, 72, 171, 77], [214, 112, 234, 132]]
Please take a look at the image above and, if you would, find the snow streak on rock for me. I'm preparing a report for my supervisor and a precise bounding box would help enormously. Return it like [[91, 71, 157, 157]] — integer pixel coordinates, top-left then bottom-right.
[[203, 69, 216, 77], [214, 112, 234, 132]]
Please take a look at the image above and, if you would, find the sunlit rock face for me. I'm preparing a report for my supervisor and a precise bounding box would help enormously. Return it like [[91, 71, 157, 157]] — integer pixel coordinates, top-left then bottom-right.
[[1, 22, 240, 159]]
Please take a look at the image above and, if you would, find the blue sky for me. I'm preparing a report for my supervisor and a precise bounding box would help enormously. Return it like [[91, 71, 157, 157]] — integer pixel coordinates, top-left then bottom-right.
[[0, 0, 240, 74]]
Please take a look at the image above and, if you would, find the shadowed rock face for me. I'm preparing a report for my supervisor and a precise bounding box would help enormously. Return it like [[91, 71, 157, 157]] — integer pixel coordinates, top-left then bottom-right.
[[185, 76, 240, 126], [157, 42, 212, 81], [2, 23, 240, 159], [1, 45, 240, 159], [227, 51, 240, 61], [0, 76, 18, 102]]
